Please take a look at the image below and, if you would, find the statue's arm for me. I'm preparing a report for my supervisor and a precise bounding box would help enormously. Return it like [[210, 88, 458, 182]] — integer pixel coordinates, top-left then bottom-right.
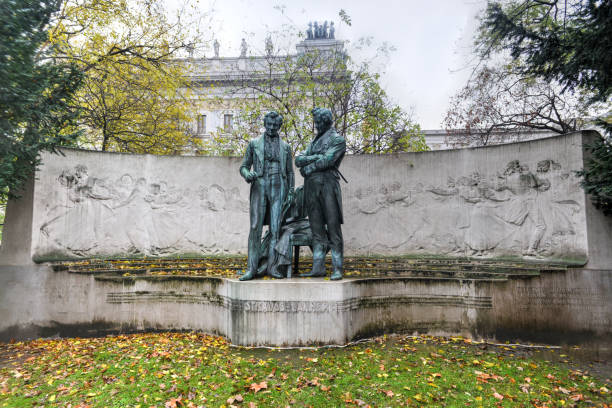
[[295, 143, 319, 168], [239, 142, 254, 181], [286, 149, 295, 192], [310, 134, 346, 172], [295, 154, 323, 168]]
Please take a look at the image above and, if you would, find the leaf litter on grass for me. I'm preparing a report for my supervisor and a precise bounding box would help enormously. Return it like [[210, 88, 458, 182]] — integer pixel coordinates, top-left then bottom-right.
[[0, 333, 610, 407]]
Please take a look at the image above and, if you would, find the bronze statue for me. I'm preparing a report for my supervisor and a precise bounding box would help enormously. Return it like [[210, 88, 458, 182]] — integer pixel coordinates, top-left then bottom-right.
[[295, 108, 346, 280], [239, 112, 294, 280]]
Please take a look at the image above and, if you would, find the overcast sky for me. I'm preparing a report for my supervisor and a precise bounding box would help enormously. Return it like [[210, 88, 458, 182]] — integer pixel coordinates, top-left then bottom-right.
[[179, 0, 486, 129]]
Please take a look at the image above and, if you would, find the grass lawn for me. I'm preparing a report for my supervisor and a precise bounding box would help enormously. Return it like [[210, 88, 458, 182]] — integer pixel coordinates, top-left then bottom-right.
[[0, 333, 610, 407]]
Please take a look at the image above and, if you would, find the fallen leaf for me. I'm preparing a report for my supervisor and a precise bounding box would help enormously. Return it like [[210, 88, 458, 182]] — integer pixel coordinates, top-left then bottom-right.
[[249, 381, 267, 393], [165, 397, 181, 408], [569, 394, 584, 401]]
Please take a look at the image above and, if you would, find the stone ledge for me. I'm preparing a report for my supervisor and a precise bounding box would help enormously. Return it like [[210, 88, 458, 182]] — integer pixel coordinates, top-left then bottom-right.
[[1, 265, 610, 346]]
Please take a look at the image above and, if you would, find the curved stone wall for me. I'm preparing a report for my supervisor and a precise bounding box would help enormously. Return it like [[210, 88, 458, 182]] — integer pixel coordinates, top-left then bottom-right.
[[1, 131, 611, 346], [3, 131, 610, 266]]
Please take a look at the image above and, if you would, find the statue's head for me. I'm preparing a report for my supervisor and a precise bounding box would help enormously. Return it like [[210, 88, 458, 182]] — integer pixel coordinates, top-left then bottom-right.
[[312, 107, 333, 135], [263, 111, 283, 136]]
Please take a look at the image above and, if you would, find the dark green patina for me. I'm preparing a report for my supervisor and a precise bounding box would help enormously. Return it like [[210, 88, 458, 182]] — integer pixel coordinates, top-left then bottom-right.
[[239, 111, 294, 280], [296, 108, 346, 280]]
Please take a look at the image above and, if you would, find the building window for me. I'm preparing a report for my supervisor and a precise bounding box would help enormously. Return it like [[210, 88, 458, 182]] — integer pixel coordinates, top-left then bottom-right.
[[224, 114, 233, 132], [197, 114, 206, 134]]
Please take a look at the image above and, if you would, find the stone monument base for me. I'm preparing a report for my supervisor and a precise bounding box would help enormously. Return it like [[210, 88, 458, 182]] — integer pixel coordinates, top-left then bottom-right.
[[1, 260, 610, 346]]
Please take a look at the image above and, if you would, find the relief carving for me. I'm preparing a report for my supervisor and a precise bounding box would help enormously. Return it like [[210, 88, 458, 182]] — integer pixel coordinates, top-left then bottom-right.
[[345, 159, 582, 259], [39, 165, 250, 257]]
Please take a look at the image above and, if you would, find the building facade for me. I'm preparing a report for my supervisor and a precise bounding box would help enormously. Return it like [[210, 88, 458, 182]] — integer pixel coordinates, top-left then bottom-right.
[[178, 25, 559, 152], [178, 27, 346, 147]]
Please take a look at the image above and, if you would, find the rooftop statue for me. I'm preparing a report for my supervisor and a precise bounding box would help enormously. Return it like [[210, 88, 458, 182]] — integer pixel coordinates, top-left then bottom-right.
[[265, 35, 273, 56], [307, 20, 335, 40], [306, 22, 314, 39], [240, 38, 248, 58], [213, 39, 220, 58]]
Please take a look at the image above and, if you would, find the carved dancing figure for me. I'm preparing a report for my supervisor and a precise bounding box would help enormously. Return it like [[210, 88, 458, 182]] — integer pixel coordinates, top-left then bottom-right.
[[322, 21, 328, 39], [307, 22, 314, 39], [239, 112, 295, 280], [296, 108, 346, 280], [329, 22, 335, 39], [313, 22, 320, 39], [500, 161, 550, 256]]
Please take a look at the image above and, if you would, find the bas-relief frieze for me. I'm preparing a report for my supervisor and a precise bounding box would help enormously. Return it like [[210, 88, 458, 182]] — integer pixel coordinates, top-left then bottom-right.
[[35, 157, 585, 261], [345, 160, 584, 259], [36, 165, 249, 257]]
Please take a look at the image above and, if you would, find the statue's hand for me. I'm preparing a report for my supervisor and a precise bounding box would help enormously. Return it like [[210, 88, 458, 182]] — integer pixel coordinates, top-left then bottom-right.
[[245, 171, 257, 182], [295, 155, 308, 168], [302, 163, 316, 177], [312, 154, 324, 162]]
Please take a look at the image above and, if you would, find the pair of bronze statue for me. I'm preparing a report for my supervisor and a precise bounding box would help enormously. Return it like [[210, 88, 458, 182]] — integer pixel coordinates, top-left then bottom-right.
[[239, 108, 346, 281]]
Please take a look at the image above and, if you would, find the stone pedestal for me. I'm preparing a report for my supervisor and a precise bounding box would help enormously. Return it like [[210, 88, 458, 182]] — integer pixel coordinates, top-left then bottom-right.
[[1, 266, 610, 346]]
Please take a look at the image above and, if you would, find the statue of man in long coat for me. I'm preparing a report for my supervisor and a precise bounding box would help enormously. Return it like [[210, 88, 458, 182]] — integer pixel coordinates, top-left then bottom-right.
[[295, 108, 346, 280], [239, 111, 294, 280]]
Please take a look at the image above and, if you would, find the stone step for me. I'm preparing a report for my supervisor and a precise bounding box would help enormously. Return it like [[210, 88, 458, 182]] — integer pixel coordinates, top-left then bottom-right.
[[52, 256, 569, 281], [53, 257, 568, 269], [59, 263, 544, 276]]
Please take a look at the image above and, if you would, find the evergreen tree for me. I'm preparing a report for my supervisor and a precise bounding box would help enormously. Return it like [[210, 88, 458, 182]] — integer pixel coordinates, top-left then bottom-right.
[[478, 0, 612, 215], [478, 0, 612, 102], [0, 0, 82, 202]]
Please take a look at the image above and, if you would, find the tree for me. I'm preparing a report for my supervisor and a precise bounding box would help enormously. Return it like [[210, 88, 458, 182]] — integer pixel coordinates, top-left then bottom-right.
[[201, 24, 426, 156], [1, 0, 82, 203], [443, 64, 604, 147], [477, 0, 612, 103], [48, 0, 203, 154], [577, 122, 612, 215], [476, 0, 612, 214]]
